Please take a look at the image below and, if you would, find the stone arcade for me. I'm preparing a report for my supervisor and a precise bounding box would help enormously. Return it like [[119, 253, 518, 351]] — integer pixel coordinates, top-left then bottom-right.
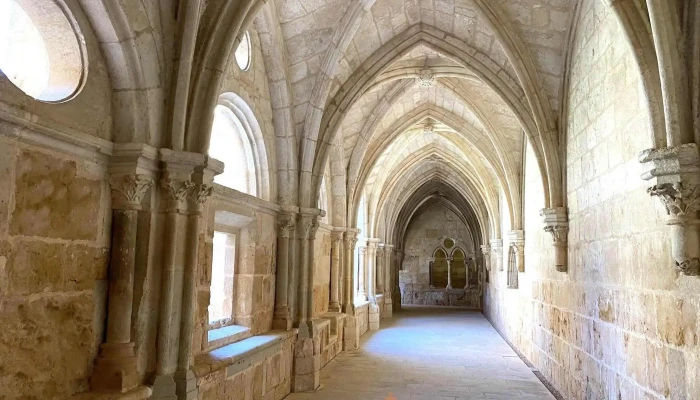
[[0, 0, 699, 399]]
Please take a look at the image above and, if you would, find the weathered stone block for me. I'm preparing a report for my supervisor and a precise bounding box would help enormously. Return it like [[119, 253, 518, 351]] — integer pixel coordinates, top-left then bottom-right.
[[10, 149, 102, 241]]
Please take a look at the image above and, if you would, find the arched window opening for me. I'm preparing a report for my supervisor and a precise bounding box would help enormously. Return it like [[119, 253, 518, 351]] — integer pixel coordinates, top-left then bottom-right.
[[234, 31, 251, 71], [208, 104, 257, 195], [0, 0, 86, 102], [507, 246, 518, 289], [430, 248, 448, 288], [451, 248, 467, 289], [209, 231, 236, 327]]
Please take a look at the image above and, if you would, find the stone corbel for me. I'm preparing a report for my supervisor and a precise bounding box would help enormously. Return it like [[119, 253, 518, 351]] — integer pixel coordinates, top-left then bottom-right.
[[508, 230, 525, 272], [480, 244, 491, 271], [640, 144, 700, 276], [540, 208, 569, 272], [489, 239, 503, 271]]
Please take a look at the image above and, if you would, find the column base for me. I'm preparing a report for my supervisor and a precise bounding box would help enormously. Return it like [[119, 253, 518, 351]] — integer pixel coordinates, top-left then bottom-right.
[[150, 374, 176, 400], [91, 342, 140, 393], [328, 301, 341, 313], [292, 337, 321, 392], [174, 370, 198, 400], [272, 315, 293, 330]]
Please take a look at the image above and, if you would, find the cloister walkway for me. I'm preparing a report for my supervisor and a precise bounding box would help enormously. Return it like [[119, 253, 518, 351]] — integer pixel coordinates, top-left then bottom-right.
[[286, 307, 556, 400]]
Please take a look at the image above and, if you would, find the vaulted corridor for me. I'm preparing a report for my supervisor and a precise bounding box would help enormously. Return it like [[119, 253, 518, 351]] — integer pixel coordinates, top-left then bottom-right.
[[287, 308, 555, 400], [2, 1, 700, 399]]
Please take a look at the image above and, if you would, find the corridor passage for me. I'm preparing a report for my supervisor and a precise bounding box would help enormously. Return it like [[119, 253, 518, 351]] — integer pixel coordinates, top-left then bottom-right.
[[286, 307, 555, 400]]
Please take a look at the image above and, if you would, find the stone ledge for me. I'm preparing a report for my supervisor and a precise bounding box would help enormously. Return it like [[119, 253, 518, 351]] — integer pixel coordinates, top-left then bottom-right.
[[194, 330, 296, 378], [71, 386, 152, 400], [206, 324, 251, 351]]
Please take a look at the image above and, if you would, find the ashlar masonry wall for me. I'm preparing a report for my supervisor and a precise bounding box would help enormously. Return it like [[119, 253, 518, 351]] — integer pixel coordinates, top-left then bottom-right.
[[485, 1, 700, 399]]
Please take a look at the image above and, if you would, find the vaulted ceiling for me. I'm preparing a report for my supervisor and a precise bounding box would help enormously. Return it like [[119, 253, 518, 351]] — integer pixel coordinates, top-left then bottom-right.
[[257, 0, 577, 245]]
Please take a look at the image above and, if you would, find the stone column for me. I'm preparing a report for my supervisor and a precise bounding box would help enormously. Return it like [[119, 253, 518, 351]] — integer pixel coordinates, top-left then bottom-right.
[[91, 174, 153, 392], [175, 174, 214, 400], [508, 230, 525, 272], [153, 175, 194, 400], [273, 213, 295, 330], [640, 144, 700, 276], [366, 239, 379, 302], [366, 239, 380, 330], [295, 211, 320, 336], [342, 230, 360, 350], [383, 245, 394, 318], [490, 240, 503, 272], [343, 230, 359, 313], [480, 245, 491, 271], [329, 229, 344, 312], [393, 249, 403, 310], [376, 245, 384, 294], [292, 210, 322, 393], [540, 208, 569, 272], [357, 243, 367, 301], [446, 257, 453, 289]]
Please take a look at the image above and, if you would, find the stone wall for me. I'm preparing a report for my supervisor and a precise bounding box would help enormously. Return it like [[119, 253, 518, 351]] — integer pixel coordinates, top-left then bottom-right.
[[195, 334, 294, 400], [484, 1, 700, 399], [399, 202, 478, 307], [0, 130, 111, 399], [356, 302, 370, 338]]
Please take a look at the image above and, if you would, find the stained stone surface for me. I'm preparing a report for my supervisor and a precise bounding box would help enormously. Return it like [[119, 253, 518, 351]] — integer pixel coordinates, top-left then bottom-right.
[[286, 307, 554, 400]]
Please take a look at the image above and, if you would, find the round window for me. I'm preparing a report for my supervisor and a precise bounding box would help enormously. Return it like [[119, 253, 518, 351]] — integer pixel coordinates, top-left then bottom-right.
[[234, 31, 251, 71], [0, 0, 86, 102], [444, 238, 455, 249]]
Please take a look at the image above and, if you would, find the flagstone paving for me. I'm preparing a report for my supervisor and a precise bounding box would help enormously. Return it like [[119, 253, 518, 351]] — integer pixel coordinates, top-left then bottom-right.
[[285, 307, 555, 400]]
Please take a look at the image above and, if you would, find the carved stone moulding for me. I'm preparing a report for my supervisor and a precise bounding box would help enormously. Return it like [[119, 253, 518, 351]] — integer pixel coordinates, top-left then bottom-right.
[[508, 230, 525, 272], [540, 208, 568, 272], [640, 143, 700, 276]]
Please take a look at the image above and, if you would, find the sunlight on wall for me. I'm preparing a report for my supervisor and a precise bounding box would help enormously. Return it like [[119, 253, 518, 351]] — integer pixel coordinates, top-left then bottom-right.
[[0, 0, 50, 98]]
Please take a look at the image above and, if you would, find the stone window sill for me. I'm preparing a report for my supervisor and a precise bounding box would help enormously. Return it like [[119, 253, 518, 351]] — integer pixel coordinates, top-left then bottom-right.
[[354, 299, 370, 308], [194, 330, 295, 378], [206, 325, 251, 352]]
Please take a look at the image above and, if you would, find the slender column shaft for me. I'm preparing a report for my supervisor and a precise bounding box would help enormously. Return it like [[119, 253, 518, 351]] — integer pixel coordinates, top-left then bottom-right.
[[446, 258, 453, 289], [156, 179, 193, 377], [376, 248, 384, 294], [367, 241, 378, 301], [305, 219, 318, 321], [106, 209, 138, 343], [177, 184, 212, 373], [296, 220, 311, 324], [357, 245, 367, 300], [273, 215, 294, 328], [343, 232, 358, 313], [329, 231, 342, 312], [92, 174, 152, 392]]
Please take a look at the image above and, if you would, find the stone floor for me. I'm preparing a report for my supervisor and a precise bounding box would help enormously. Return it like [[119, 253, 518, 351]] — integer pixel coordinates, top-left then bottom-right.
[[286, 307, 555, 400]]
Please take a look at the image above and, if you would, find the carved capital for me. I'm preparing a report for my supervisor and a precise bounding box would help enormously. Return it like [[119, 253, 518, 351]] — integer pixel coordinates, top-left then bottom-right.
[[161, 179, 195, 202], [640, 145, 700, 277], [298, 215, 319, 240], [278, 216, 296, 239], [648, 183, 700, 220], [108, 174, 153, 210], [541, 208, 569, 272], [190, 184, 213, 205]]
